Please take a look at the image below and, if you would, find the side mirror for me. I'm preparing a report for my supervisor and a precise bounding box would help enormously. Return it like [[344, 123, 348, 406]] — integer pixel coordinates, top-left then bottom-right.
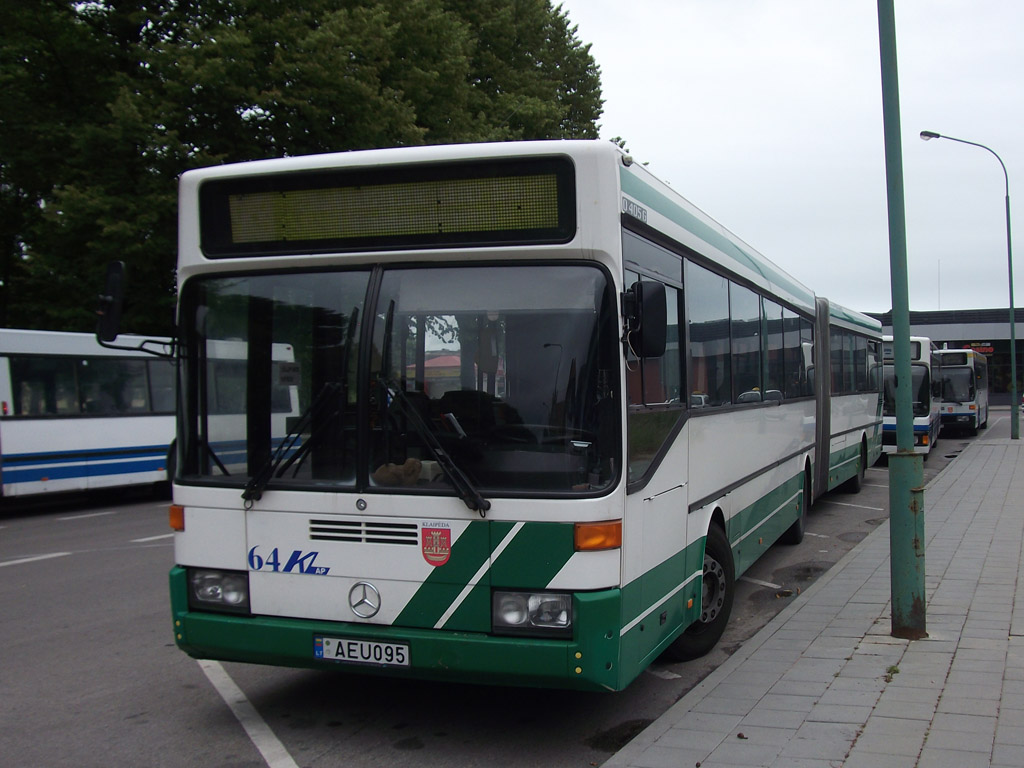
[[624, 280, 666, 358], [96, 261, 126, 343]]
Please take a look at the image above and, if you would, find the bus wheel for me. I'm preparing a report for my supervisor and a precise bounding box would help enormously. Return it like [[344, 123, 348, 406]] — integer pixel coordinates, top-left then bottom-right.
[[781, 470, 811, 545], [843, 444, 866, 493], [666, 524, 734, 661]]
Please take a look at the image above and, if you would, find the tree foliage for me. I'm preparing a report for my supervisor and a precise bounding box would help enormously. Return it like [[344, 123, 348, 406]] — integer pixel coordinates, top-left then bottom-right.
[[0, 0, 602, 335]]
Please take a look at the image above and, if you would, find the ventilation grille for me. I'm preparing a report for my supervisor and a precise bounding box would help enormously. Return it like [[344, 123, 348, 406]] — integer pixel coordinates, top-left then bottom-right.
[[309, 519, 418, 545]]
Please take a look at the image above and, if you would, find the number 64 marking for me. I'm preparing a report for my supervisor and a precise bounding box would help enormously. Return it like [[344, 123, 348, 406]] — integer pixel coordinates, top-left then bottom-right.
[[248, 546, 330, 575]]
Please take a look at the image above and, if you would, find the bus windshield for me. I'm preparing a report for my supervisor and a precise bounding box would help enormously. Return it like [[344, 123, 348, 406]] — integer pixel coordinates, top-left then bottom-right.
[[882, 363, 931, 417], [178, 264, 620, 496], [941, 367, 975, 404]]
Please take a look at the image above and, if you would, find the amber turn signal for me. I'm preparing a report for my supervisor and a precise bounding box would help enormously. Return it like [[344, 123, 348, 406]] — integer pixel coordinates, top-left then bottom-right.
[[574, 520, 622, 551], [169, 504, 185, 532]]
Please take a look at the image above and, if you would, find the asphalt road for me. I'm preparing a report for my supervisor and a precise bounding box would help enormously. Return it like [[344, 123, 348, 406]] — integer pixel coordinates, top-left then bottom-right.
[[1, 409, 1014, 768]]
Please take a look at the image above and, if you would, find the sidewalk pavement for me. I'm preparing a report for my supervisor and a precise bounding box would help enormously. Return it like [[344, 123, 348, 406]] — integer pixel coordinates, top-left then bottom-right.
[[606, 438, 1024, 768]]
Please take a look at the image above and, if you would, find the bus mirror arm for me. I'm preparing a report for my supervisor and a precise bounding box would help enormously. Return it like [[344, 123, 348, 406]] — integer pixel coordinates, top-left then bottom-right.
[[95, 260, 174, 358]]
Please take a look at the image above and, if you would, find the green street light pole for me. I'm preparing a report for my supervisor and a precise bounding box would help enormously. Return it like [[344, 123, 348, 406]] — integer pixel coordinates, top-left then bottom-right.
[[879, 0, 926, 640], [920, 130, 1018, 440]]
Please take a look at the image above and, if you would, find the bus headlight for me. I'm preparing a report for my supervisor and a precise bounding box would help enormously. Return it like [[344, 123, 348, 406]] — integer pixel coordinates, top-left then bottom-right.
[[492, 591, 573, 638], [187, 568, 251, 614]]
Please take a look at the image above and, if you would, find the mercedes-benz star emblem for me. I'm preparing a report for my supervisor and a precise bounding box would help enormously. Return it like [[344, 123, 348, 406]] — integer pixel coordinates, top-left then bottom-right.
[[348, 581, 381, 618]]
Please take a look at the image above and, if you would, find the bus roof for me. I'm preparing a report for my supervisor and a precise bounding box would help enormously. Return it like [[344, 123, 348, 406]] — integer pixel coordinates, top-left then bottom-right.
[[618, 160, 816, 313], [828, 301, 883, 335]]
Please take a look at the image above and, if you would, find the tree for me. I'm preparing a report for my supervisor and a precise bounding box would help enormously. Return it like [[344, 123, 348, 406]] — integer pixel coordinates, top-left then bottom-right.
[[0, 0, 603, 335]]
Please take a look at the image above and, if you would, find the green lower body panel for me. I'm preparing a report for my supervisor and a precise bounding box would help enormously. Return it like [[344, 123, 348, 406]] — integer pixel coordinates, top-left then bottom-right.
[[170, 567, 625, 691]]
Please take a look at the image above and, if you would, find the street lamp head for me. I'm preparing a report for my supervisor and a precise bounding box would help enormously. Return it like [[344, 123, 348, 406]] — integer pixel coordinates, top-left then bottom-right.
[[920, 130, 941, 141]]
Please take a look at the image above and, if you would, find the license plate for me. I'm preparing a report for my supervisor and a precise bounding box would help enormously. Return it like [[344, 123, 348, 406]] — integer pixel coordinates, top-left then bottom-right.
[[314, 636, 410, 667]]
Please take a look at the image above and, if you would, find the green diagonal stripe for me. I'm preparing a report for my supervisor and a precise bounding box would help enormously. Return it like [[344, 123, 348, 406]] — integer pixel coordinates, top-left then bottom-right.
[[395, 520, 491, 629], [489, 521, 575, 589]]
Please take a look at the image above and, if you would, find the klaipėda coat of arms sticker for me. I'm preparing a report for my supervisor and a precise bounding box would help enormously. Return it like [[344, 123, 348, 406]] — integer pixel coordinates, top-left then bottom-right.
[[421, 523, 451, 567]]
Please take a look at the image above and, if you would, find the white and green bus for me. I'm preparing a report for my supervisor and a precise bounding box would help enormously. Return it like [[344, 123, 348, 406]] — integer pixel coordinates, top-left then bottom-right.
[[164, 141, 881, 691]]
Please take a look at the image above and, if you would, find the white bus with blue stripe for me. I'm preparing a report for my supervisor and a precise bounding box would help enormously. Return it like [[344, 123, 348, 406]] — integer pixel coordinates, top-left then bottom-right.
[[881, 335, 942, 455], [0, 329, 175, 500], [0, 330, 300, 501]]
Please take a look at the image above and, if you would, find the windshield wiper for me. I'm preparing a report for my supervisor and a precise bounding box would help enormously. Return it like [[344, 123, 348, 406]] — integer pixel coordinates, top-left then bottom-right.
[[242, 382, 342, 508], [382, 377, 491, 517]]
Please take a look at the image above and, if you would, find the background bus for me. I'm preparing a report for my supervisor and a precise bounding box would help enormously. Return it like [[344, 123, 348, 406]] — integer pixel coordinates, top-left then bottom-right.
[[0, 329, 174, 501], [881, 335, 942, 456], [936, 348, 989, 435], [161, 140, 882, 691]]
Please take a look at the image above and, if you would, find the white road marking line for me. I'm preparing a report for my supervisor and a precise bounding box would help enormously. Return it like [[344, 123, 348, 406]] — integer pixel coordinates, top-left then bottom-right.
[[0, 552, 72, 568], [647, 667, 682, 680], [198, 660, 300, 768], [818, 500, 885, 511], [131, 533, 174, 543], [805, 532, 829, 538], [57, 510, 118, 521], [740, 576, 782, 589]]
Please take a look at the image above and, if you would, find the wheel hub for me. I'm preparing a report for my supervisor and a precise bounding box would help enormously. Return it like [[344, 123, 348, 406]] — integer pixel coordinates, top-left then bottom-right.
[[701, 554, 726, 623]]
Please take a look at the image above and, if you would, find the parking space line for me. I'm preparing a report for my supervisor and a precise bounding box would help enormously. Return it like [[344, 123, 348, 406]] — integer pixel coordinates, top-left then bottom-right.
[[740, 576, 782, 589], [1, 552, 72, 568], [199, 660, 300, 768], [132, 533, 174, 543], [57, 510, 118, 521], [818, 499, 885, 512]]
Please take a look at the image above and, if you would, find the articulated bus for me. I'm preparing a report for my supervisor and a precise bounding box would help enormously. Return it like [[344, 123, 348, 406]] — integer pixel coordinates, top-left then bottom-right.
[[936, 348, 989, 435], [881, 335, 942, 456], [162, 141, 882, 691], [0, 329, 174, 501]]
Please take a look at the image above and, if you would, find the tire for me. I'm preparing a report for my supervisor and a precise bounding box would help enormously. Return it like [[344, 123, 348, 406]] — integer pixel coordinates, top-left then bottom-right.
[[665, 524, 734, 661], [842, 444, 866, 494], [781, 469, 811, 545]]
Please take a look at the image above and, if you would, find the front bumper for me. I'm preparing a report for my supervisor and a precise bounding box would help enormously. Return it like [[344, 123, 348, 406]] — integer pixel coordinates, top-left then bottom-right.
[[170, 566, 624, 691]]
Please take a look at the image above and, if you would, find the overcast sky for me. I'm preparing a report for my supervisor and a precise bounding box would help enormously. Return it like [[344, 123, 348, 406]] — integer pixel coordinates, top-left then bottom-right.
[[557, 0, 1023, 314]]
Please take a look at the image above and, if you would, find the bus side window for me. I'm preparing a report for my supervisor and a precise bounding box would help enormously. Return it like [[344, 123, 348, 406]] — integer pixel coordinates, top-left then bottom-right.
[[9, 356, 78, 416], [148, 358, 176, 413], [685, 260, 731, 407], [730, 283, 761, 403], [764, 298, 784, 396], [782, 309, 802, 398], [830, 328, 844, 394], [641, 286, 680, 404], [79, 358, 149, 414]]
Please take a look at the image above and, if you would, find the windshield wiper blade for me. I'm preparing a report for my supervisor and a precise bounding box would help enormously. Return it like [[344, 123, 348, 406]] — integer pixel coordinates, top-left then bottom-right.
[[242, 382, 342, 508], [382, 378, 491, 517]]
